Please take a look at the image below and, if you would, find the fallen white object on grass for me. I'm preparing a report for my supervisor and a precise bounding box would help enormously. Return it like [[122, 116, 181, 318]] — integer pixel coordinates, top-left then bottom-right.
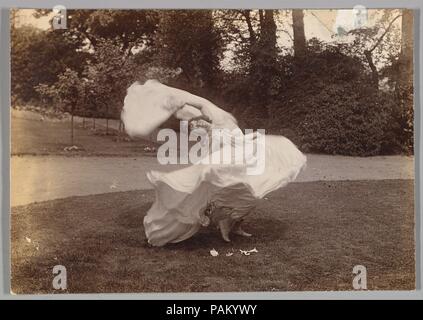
[[110, 182, 118, 189], [210, 248, 219, 257], [25, 236, 31, 243], [64, 145, 80, 152], [226, 252, 234, 257], [239, 248, 259, 256]]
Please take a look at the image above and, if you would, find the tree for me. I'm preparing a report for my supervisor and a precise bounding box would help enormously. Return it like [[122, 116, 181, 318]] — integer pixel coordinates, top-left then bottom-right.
[[252, 10, 278, 107], [398, 9, 413, 88], [216, 9, 280, 112], [80, 39, 143, 133], [292, 9, 306, 58], [154, 10, 224, 90], [348, 9, 402, 90], [11, 26, 85, 104], [396, 9, 414, 152], [36, 68, 81, 145], [35, 9, 159, 55]]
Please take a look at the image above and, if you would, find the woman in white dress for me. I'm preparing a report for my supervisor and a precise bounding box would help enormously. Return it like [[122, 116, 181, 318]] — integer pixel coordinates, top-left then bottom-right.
[[122, 80, 307, 246]]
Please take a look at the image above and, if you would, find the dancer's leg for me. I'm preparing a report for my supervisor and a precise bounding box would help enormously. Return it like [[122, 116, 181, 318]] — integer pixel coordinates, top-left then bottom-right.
[[212, 202, 256, 242], [211, 206, 233, 242], [232, 219, 252, 237], [218, 218, 232, 242], [229, 204, 255, 237]]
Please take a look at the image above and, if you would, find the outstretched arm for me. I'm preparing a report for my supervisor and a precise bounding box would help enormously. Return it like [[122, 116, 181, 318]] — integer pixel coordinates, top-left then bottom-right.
[[122, 80, 237, 138], [182, 93, 216, 123], [181, 91, 238, 130]]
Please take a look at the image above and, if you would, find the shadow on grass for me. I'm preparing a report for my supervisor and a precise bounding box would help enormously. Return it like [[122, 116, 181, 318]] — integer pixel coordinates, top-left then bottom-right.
[[11, 180, 415, 293]]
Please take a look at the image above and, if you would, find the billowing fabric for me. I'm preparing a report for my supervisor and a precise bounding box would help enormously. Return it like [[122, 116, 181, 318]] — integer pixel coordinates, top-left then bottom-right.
[[122, 80, 307, 246], [144, 135, 306, 246]]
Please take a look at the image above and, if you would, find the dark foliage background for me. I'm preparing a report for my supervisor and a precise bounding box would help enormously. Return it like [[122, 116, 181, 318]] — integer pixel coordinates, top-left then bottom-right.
[[10, 9, 414, 156]]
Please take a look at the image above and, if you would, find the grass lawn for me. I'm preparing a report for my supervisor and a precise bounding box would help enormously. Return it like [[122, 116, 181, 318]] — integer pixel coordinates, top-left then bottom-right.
[[11, 114, 157, 157], [11, 179, 415, 293]]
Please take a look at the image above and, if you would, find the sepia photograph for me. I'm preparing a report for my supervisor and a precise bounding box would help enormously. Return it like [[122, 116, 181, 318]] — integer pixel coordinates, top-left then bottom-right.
[[9, 7, 415, 294]]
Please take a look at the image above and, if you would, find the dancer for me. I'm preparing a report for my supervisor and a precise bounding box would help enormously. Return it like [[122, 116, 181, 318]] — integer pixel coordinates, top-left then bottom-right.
[[122, 80, 306, 246]]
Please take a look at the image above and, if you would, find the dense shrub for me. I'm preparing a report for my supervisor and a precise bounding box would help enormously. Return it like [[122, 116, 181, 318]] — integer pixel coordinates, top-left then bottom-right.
[[394, 84, 414, 154], [228, 42, 413, 157], [298, 83, 398, 156]]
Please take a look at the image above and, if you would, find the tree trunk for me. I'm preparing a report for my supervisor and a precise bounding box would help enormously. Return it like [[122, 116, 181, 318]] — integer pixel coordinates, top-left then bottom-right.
[[396, 9, 414, 152], [106, 104, 109, 135], [242, 10, 256, 44], [364, 50, 379, 90], [292, 9, 306, 59], [70, 110, 74, 145], [243, 10, 258, 78], [251, 9, 277, 113], [398, 9, 413, 88], [364, 12, 402, 91], [117, 120, 122, 143], [260, 10, 277, 58]]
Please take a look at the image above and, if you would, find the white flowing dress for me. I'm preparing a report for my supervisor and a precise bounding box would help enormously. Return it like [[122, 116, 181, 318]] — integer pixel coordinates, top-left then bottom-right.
[[122, 80, 307, 246]]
